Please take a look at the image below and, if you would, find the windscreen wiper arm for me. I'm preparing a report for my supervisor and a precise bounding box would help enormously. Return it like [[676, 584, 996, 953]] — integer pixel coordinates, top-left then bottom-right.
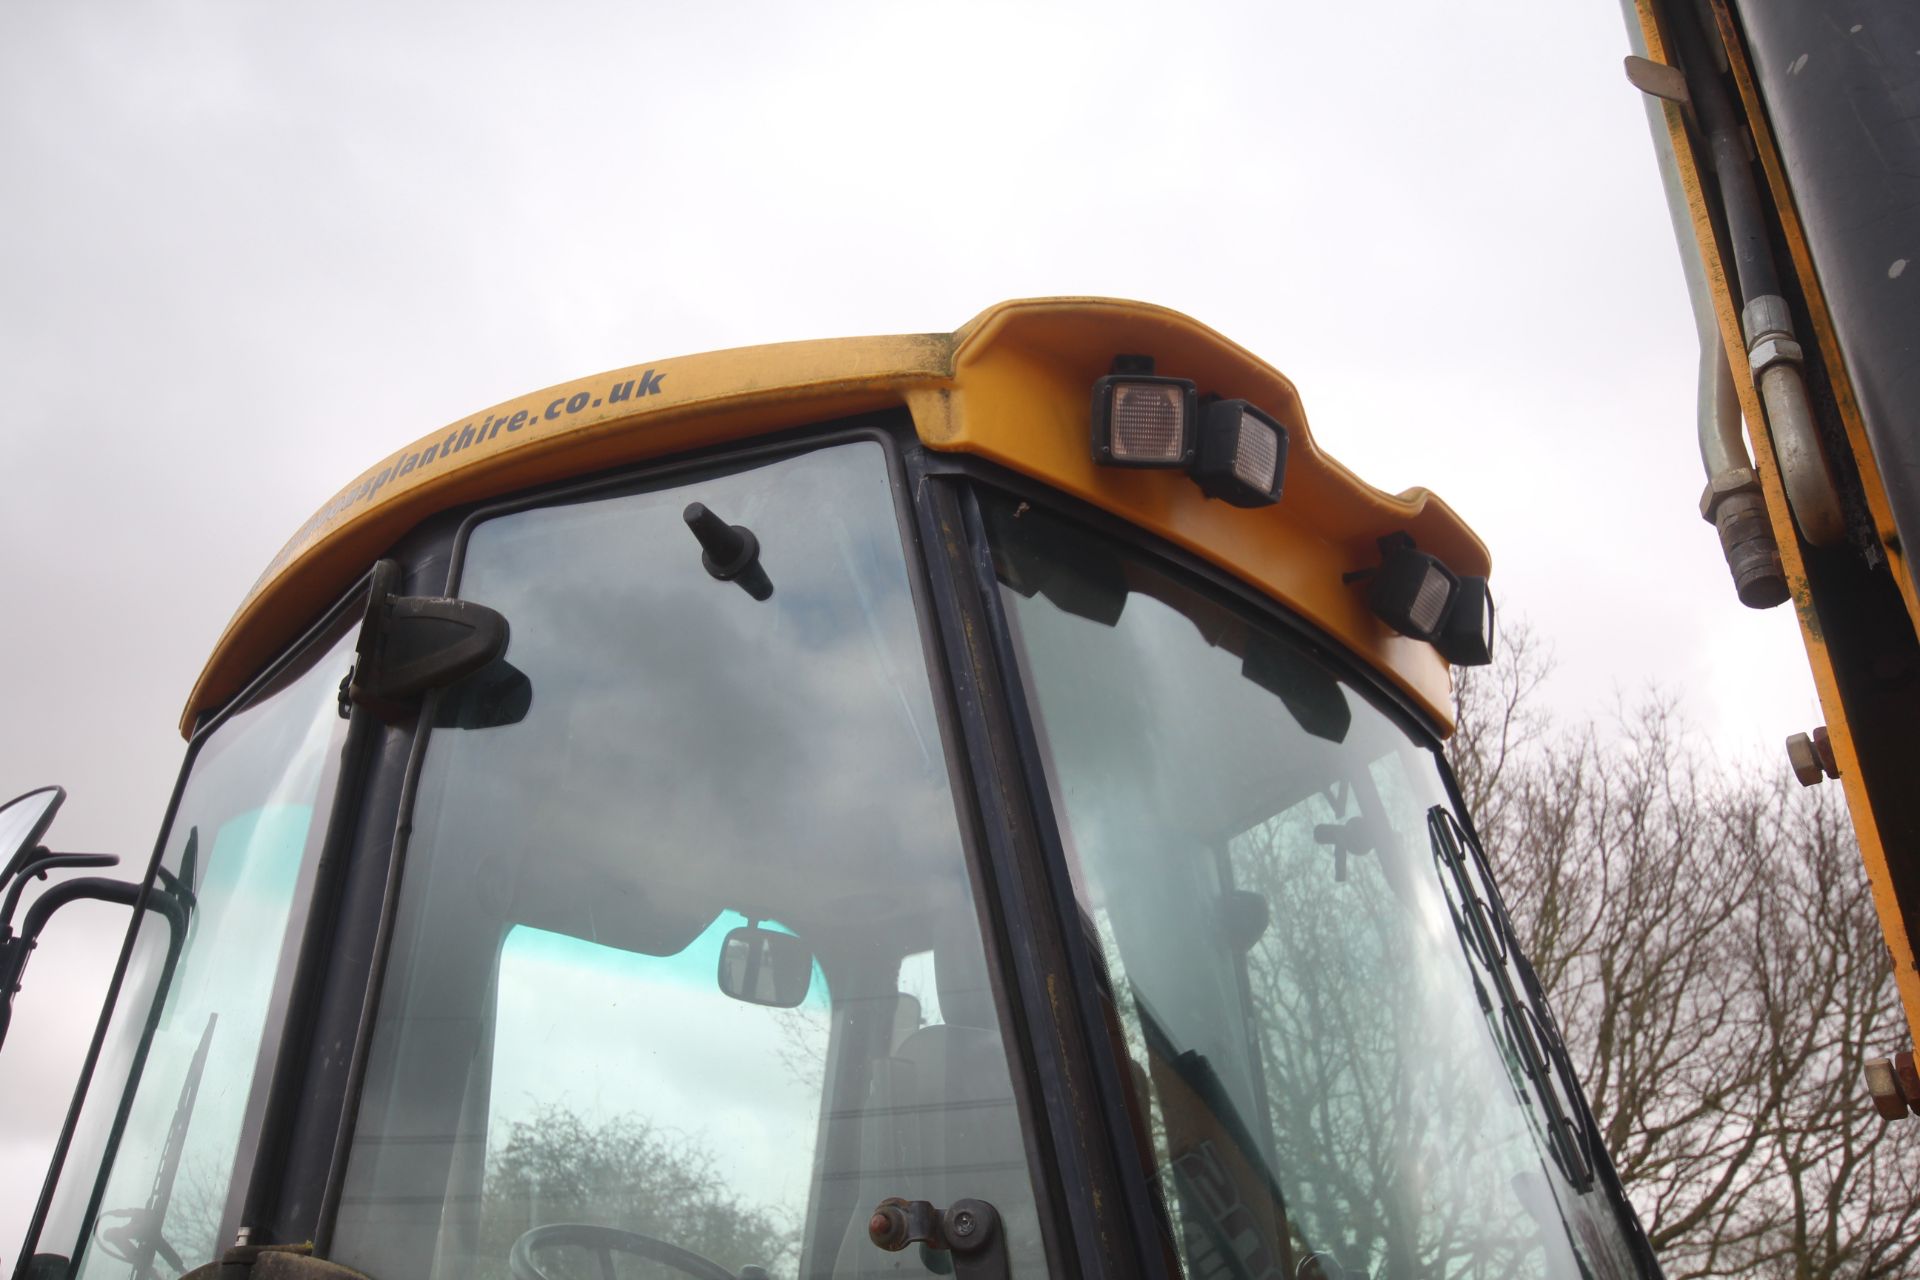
[[96, 1010, 218, 1279]]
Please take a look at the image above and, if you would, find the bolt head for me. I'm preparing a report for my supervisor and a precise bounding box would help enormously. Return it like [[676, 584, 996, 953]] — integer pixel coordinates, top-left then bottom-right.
[[952, 1211, 975, 1237], [1786, 732, 1825, 787]]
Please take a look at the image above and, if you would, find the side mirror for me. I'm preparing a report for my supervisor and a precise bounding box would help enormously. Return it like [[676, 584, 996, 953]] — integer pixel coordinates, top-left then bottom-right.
[[0, 786, 67, 886], [717, 924, 813, 1008], [0, 791, 195, 1055]]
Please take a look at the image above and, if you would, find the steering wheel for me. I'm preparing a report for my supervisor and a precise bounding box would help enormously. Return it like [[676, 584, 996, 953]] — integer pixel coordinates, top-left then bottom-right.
[[509, 1223, 743, 1280]]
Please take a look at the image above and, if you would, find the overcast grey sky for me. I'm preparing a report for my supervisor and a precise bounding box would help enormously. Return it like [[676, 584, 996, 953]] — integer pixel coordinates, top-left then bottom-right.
[[0, 0, 1820, 1263]]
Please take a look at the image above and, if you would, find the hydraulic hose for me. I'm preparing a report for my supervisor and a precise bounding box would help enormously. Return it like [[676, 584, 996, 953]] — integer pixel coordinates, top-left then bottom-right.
[[1668, 0, 1846, 550]]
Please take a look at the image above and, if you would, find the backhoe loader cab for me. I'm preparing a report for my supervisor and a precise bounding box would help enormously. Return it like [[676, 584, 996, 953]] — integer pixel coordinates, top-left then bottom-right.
[[5, 300, 1660, 1280]]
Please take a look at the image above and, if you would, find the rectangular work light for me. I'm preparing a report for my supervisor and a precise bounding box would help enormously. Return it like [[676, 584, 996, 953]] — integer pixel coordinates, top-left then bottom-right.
[[1355, 534, 1495, 665], [1436, 574, 1495, 667], [1366, 534, 1459, 643], [1091, 372, 1198, 468], [1192, 399, 1288, 507]]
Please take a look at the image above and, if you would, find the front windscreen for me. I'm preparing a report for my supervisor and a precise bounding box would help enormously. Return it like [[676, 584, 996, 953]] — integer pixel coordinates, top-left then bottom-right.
[[979, 493, 1647, 1280], [329, 441, 1046, 1280]]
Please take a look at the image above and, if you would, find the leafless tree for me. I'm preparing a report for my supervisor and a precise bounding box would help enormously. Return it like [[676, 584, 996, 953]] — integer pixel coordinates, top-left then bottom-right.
[[1451, 628, 1920, 1278]]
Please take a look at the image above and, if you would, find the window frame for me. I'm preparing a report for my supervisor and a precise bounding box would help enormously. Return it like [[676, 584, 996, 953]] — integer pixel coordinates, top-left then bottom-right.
[[921, 452, 1664, 1279], [310, 416, 1103, 1280], [18, 569, 381, 1276]]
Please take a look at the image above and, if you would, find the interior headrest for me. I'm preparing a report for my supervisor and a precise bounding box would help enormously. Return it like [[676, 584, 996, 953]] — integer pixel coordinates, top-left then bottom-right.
[[934, 922, 998, 1030]]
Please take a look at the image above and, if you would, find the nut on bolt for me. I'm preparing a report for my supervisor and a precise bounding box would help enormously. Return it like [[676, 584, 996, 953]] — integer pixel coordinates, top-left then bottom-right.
[[1787, 726, 1842, 786], [1786, 733, 1825, 787], [1810, 726, 1840, 778], [1866, 1053, 1920, 1121], [867, 1204, 909, 1251], [1699, 467, 1764, 522], [1866, 1057, 1908, 1119], [1748, 335, 1804, 373]]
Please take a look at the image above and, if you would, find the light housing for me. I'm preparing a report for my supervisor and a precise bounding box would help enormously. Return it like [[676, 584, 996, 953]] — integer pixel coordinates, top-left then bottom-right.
[[1193, 399, 1288, 507], [1435, 574, 1495, 666], [1091, 372, 1198, 468], [1365, 534, 1459, 642]]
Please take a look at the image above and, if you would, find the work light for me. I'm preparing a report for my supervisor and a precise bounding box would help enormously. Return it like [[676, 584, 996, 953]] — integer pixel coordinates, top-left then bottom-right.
[[1366, 534, 1458, 642], [1192, 399, 1287, 507], [1091, 369, 1198, 468], [1436, 574, 1495, 666]]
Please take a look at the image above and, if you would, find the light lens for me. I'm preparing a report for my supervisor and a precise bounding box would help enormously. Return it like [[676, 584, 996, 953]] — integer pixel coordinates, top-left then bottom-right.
[[1407, 564, 1453, 634], [1366, 538, 1459, 642], [1192, 399, 1288, 507], [1231, 413, 1281, 491], [1091, 374, 1197, 468], [1108, 383, 1188, 461]]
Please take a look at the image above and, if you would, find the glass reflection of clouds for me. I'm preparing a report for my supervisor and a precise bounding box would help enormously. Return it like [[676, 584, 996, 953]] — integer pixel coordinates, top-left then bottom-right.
[[334, 442, 1044, 1280]]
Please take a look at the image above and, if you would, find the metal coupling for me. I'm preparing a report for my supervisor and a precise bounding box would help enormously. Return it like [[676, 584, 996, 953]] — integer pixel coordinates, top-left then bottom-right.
[[1748, 334, 1804, 374], [1739, 295, 1847, 549], [1700, 467, 1788, 608], [1741, 294, 1796, 345], [1746, 290, 1806, 373]]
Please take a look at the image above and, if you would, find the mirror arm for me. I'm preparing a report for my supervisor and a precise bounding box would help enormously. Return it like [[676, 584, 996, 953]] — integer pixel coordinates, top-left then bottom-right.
[[0, 875, 190, 1053], [1, 852, 122, 932]]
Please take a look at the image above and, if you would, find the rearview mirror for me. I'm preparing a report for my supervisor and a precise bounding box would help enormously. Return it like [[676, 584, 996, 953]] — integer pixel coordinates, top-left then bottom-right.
[[717, 925, 813, 1008], [0, 786, 66, 886], [1218, 889, 1271, 953]]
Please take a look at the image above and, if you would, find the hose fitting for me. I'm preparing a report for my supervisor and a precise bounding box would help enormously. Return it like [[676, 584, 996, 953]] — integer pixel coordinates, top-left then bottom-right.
[[1701, 466, 1789, 608], [1742, 295, 1846, 548]]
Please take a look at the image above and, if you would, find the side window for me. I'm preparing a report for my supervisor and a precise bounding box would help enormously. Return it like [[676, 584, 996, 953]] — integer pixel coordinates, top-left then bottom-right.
[[36, 607, 360, 1277], [982, 489, 1620, 1280]]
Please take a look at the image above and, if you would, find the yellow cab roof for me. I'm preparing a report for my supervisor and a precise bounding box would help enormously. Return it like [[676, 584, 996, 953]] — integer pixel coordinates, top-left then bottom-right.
[[184, 297, 1490, 736]]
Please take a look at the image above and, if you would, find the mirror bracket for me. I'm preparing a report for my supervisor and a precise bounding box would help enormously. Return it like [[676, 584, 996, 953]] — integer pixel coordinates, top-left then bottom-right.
[[868, 1197, 1009, 1280], [347, 560, 511, 723], [0, 873, 189, 1051]]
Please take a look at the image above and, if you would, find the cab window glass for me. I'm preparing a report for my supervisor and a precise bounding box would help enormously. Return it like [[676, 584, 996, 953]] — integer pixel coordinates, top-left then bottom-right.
[[37, 611, 358, 1277], [332, 442, 1046, 1280], [982, 492, 1645, 1280]]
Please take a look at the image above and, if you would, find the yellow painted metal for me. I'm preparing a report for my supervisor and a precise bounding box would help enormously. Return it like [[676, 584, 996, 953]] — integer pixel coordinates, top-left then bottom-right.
[[1706, 0, 1920, 633], [1630, 1, 1920, 1048], [183, 298, 1486, 737]]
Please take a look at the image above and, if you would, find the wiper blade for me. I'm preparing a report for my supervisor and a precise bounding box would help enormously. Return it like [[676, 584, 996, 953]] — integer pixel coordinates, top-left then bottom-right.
[[97, 1010, 218, 1278], [1427, 804, 1595, 1192]]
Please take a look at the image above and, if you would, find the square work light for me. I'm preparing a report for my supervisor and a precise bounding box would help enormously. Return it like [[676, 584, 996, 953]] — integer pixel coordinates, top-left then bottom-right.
[[1366, 535, 1459, 642], [1192, 399, 1288, 507], [1091, 373, 1198, 468], [1436, 574, 1496, 667]]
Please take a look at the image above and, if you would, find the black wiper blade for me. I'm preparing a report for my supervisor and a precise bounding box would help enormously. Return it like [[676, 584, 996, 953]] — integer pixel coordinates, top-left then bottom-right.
[[99, 1010, 217, 1278], [1426, 804, 1595, 1193]]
